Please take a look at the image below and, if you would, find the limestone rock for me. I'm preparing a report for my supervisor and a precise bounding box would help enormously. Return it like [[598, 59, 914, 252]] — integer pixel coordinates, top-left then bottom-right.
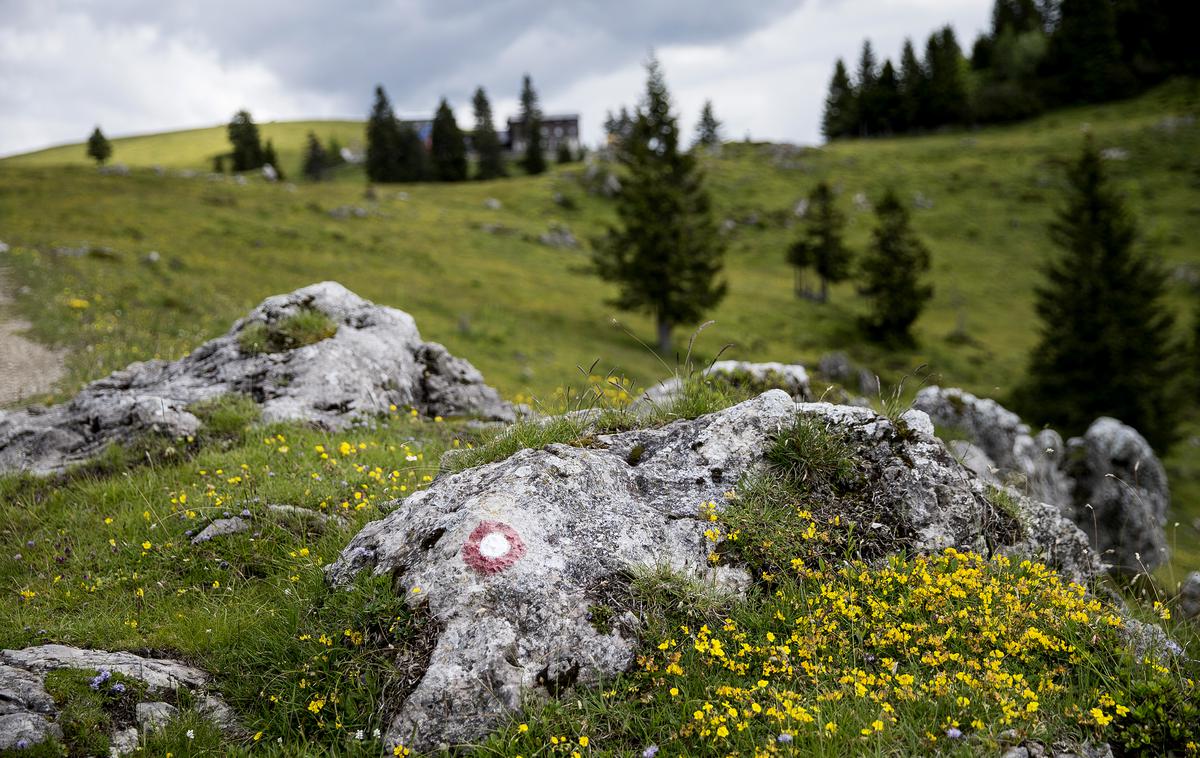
[[641, 361, 811, 406], [327, 392, 1098, 751], [0, 282, 515, 475], [914, 387, 1169, 573], [1067, 418, 1169, 573], [0, 645, 236, 750], [1177, 572, 1200, 619], [191, 517, 248, 545]]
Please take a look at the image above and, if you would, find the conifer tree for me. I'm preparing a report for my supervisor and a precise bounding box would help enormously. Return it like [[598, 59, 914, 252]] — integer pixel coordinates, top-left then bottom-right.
[[855, 40, 880, 135], [326, 137, 346, 167], [924, 28, 969, 126], [519, 75, 546, 175], [858, 188, 933, 343], [789, 182, 852, 302], [471, 87, 506, 180], [86, 127, 112, 165], [821, 59, 856, 140], [1014, 138, 1178, 449], [366, 86, 403, 182], [898, 39, 926, 131], [605, 106, 635, 149], [556, 143, 574, 164], [227, 110, 264, 171], [591, 57, 727, 354], [396, 123, 428, 182], [430, 99, 467, 181], [302, 132, 328, 181], [1044, 0, 1132, 104], [694, 100, 722, 149], [262, 139, 283, 179], [876, 60, 903, 135]]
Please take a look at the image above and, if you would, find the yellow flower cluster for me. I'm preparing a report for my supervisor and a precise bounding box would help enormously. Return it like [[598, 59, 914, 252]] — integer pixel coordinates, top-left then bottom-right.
[[640, 549, 1170, 752]]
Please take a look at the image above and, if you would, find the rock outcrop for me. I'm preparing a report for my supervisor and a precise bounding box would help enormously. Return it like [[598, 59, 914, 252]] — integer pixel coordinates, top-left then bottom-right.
[[914, 387, 1170, 573], [327, 391, 1097, 752], [640, 360, 812, 406], [0, 282, 515, 475], [0, 644, 235, 753]]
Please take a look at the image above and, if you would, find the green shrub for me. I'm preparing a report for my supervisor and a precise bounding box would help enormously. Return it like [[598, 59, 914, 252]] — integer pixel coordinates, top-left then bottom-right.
[[238, 309, 337, 355]]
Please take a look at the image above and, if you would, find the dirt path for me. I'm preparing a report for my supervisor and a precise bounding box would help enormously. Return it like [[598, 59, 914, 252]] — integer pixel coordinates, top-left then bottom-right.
[[0, 267, 65, 406]]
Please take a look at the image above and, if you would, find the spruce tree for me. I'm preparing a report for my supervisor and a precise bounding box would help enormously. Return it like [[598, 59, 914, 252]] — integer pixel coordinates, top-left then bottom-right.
[[395, 123, 429, 182], [924, 28, 969, 126], [262, 139, 283, 179], [876, 60, 903, 135], [326, 137, 346, 167], [519, 75, 546, 175], [1013, 138, 1178, 449], [86, 127, 112, 165], [898, 39, 926, 131], [694, 100, 722, 149], [1044, 0, 1132, 104], [590, 57, 727, 354], [790, 181, 852, 303], [227, 110, 264, 171], [366, 86, 403, 182], [471, 87, 506, 180], [430, 98, 467, 181], [821, 59, 856, 140], [556, 143, 574, 164], [858, 188, 933, 344], [855, 40, 880, 136], [302, 132, 328, 181]]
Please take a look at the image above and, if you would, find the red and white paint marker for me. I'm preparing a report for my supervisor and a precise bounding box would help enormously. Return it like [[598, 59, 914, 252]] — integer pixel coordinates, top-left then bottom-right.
[[462, 520, 526, 575]]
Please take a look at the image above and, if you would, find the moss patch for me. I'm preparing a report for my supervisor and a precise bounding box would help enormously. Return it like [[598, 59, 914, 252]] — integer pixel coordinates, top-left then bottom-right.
[[237, 309, 337, 355]]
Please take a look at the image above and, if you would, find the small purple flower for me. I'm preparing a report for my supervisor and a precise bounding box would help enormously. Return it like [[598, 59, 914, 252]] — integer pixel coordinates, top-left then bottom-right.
[[946, 727, 963, 740], [641, 747, 659, 758], [777, 733, 794, 744], [185, 530, 193, 537], [89, 668, 111, 690], [15, 738, 29, 749], [241, 509, 252, 517], [111, 682, 126, 694]]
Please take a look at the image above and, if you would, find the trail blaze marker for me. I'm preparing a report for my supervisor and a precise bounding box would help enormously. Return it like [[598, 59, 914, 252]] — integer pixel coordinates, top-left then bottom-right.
[[462, 520, 526, 575]]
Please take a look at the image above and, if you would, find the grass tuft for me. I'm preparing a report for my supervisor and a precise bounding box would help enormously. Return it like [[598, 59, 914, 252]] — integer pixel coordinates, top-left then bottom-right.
[[237, 309, 338, 355]]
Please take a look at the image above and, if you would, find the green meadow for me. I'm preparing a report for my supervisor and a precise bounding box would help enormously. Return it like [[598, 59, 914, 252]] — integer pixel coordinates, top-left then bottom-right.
[[1, 80, 1198, 578]]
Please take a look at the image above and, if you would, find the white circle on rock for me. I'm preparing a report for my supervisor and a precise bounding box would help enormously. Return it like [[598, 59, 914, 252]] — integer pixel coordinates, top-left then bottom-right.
[[478, 532, 511, 559]]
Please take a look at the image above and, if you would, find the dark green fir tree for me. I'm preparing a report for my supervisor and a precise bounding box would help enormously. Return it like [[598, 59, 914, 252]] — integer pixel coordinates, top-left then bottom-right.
[[471, 87, 506, 180], [365, 86, 403, 182], [302, 131, 328, 181], [519, 75, 546, 175], [821, 59, 856, 140], [858, 188, 933, 343], [430, 98, 467, 181], [694, 100, 722, 149], [227, 110, 264, 171], [1014, 138, 1178, 449], [86, 126, 112, 165], [789, 181, 853, 302], [590, 57, 727, 354]]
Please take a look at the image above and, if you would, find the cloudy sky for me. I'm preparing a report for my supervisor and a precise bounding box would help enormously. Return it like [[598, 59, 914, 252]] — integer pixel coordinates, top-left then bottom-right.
[[0, 0, 992, 157]]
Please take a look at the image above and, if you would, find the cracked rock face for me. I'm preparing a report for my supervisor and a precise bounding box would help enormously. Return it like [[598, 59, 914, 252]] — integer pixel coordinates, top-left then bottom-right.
[[914, 387, 1170, 573], [0, 644, 236, 753], [0, 281, 515, 475], [327, 391, 1097, 751]]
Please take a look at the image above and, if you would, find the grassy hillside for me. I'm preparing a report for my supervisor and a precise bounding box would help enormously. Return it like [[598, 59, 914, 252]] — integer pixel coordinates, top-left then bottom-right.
[[1, 80, 1198, 576], [5, 120, 367, 180]]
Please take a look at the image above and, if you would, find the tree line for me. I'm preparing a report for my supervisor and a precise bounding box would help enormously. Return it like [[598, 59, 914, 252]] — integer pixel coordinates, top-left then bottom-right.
[[361, 75, 568, 184], [823, 0, 1195, 139], [602, 59, 1192, 453]]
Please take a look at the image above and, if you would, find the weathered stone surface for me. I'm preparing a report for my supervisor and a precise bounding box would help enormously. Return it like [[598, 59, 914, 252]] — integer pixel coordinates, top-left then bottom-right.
[[1178, 571, 1200, 619], [641, 360, 812, 406], [135, 701, 178, 731], [327, 391, 1098, 751], [0, 644, 236, 750], [0, 282, 515, 475], [914, 387, 1169, 573], [1067, 418, 1170, 573], [191, 517, 249, 545]]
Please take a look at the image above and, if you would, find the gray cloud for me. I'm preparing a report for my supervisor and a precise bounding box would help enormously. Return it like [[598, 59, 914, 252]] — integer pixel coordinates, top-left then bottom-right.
[[0, 1, 991, 155]]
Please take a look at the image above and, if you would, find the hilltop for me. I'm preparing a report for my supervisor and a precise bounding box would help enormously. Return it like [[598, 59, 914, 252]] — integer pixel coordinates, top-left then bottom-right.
[[1, 80, 1198, 579]]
